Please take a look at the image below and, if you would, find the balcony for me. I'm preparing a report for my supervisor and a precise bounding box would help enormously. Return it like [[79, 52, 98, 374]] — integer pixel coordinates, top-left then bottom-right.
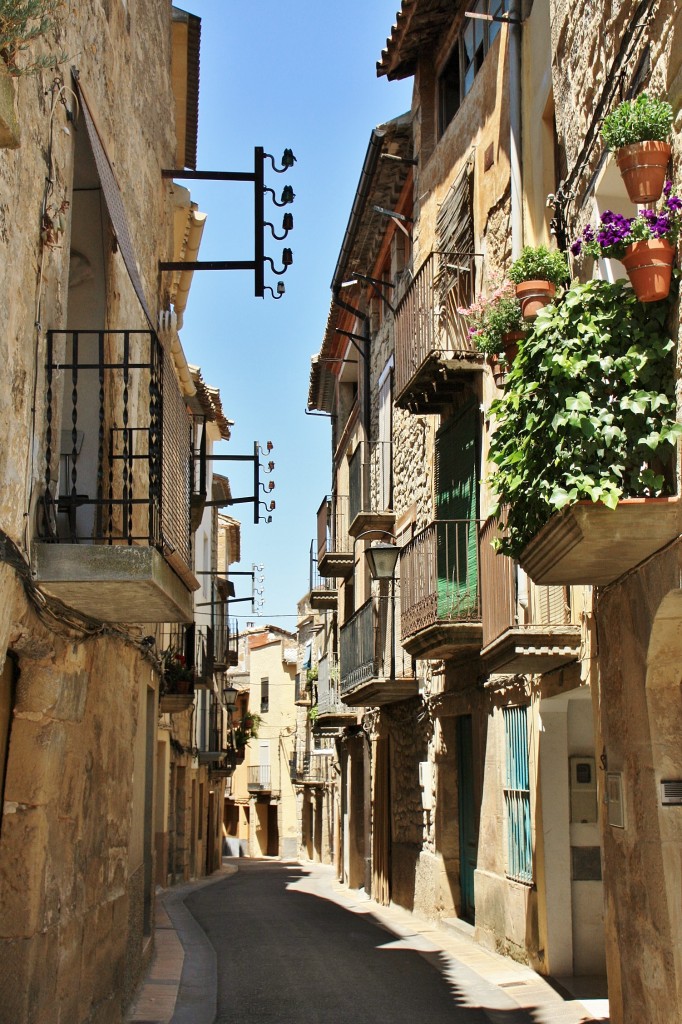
[[394, 253, 484, 414], [518, 497, 682, 586], [316, 653, 355, 719], [348, 441, 395, 539], [295, 671, 313, 707], [309, 542, 338, 611], [340, 595, 416, 705], [197, 695, 225, 763], [316, 494, 353, 578], [33, 330, 197, 622], [247, 765, 272, 793], [290, 752, 327, 786], [400, 520, 482, 660], [479, 518, 580, 674]]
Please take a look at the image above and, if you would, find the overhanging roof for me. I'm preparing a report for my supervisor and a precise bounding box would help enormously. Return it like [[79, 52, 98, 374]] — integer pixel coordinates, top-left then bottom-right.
[[308, 112, 413, 413], [377, 0, 455, 81]]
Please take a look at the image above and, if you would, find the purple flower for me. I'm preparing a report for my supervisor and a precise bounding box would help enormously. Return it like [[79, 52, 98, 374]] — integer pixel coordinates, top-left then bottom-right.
[[663, 179, 673, 197], [570, 238, 582, 256], [665, 195, 682, 213], [584, 225, 594, 243]]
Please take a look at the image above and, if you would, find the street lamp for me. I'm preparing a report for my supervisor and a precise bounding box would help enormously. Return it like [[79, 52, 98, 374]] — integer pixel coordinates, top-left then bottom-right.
[[221, 685, 239, 712]]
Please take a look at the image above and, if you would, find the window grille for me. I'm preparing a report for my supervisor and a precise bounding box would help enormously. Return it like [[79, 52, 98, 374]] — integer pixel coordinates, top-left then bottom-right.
[[503, 705, 533, 883]]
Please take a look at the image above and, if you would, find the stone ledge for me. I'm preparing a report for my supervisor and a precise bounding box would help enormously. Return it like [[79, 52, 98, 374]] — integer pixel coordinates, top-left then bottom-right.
[[0, 68, 20, 149]]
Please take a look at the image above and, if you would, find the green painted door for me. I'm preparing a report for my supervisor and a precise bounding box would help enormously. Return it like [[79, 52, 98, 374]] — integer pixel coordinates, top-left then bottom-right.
[[457, 714, 477, 921], [435, 401, 479, 618]]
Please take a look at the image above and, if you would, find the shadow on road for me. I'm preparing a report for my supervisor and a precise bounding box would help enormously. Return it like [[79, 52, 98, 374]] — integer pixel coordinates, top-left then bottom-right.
[[184, 860, 606, 1024]]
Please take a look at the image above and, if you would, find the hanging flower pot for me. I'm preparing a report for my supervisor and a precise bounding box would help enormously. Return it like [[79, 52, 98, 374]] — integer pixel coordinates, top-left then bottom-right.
[[515, 280, 556, 320], [620, 238, 675, 302], [615, 141, 672, 204], [488, 354, 506, 388], [500, 330, 526, 364]]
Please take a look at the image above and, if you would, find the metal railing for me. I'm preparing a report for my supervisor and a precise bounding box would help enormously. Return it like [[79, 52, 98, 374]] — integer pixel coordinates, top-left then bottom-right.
[[247, 765, 271, 790], [339, 594, 412, 694], [400, 519, 481, 641], [394, 252, 477, 401], [40, 331, 191, 568], [316, 653, 348, 715], [316, 493, 352, 563], [309, 542, 337, 597], [479, 516, 517, 648], [349, 441, 393, 525], [290, 753, 325, 785]]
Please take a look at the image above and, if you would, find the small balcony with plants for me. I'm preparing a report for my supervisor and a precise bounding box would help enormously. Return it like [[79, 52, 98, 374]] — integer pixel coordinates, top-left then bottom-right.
[[295, 667, 314, 707], [159, 625, 196, 714], [315, 493, 353, 578], [340, 591, 415, 706], [488, 275, 682, 585], [394, 252, 483, 414], [290, 752, 326, 787], [478, 517, 580, 674], [348, 441, 395, 539], [33, 330, 197, 622], [400, 519, 482, 659]]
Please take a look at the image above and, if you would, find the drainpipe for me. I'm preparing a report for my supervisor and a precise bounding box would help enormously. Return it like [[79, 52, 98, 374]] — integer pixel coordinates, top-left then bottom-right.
[[509, 0, 523, 259]]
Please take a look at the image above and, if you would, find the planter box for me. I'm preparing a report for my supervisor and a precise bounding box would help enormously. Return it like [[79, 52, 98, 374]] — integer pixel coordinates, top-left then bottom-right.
[[519, 497, 681, 586], [0, 68, 19, 149]]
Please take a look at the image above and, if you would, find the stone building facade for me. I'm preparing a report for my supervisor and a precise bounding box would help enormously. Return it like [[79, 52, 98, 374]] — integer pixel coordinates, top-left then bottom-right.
[[306, 0, 612, 1007], [0, 5, 241, 1021]]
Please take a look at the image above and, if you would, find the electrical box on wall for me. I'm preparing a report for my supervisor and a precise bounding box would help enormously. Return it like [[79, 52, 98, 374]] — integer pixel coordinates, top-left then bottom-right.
[[660, 780, 682, 806], [419, 761, 433, 810], [606, 771, 625, 828], [569, 755, 598, 823]]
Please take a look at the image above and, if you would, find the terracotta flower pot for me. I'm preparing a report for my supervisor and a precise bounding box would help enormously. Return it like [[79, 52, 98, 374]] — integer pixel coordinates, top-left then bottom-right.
[[620, 238, 675, 302], [515, 280, 556, 319], [500, 330, 526, 364], [488, 354, 506, 388], [615, 141, 672, 205]]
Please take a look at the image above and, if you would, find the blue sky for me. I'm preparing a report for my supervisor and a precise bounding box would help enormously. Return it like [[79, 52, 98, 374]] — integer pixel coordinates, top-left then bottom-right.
[[180, 1, 412, 625]]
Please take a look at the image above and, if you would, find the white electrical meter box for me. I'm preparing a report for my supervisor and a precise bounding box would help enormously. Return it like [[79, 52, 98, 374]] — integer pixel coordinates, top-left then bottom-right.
[[569, 755, 598, 823], [419, 761, 433, 810]]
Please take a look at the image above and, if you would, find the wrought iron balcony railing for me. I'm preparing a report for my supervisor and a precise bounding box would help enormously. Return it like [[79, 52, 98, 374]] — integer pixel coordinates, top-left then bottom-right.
[[247, 765, 272, 791], [400, 519, 482, 658], [348, 441, 394, 536], [309, 542, 338, 611], [290, 753, 325, 785], [479, 516, 580, 674], [394, 252, 481, 413], [339, 594, 413, 699], [316, 494, 353, 577], [40, 330, 191, 562], [316, 653, 352, 715]]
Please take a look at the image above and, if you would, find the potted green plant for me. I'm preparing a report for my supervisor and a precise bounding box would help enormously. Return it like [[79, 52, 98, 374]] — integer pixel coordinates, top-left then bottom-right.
[[0, 0, 67, 147], [508, 245, 569, 319], [161, 647, 195, 695], [488, 278, 682, 566], [601, 94, 673, 204], [458, 281, 525, 369], [570, 182, 681, 301]]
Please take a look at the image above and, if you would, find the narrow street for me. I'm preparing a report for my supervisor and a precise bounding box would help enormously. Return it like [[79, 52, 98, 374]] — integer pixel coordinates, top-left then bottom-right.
[[141, 860, 608, 1024]]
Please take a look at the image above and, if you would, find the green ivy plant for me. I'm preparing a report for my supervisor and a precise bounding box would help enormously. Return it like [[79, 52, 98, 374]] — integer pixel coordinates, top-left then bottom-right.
[[508, 245, 569, 286], [601, 94, 673, 150], [488, 278, 681, 557], [0, 0, 66, 76]]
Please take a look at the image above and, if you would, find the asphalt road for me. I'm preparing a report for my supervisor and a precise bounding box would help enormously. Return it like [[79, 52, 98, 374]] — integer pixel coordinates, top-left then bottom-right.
[[184, 860, 497, 1024]]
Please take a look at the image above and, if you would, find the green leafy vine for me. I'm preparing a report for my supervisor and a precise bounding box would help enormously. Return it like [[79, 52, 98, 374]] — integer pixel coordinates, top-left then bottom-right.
[[488, 278, 681, 557]]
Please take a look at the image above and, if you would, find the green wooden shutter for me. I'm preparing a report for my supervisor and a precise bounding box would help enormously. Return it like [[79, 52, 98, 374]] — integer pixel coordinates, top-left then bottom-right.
[[435, 401, 479, 619]]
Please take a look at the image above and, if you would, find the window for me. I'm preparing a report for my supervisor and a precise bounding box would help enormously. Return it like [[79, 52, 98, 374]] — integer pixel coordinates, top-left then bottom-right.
[[503, 705, 532, 883], [260, 676, 269, 714], [438, 0, 511, 136]]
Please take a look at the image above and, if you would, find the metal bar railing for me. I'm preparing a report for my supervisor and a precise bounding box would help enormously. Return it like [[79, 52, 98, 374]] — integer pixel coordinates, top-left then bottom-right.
[[317, 653, 346, 714], [479, 516, 517, 648], [394, 252, 477, 400], [400, 519, 481, 641], [340, 599, 376, 694], [248, 765, 271, 789], [349, 441, 393, 524]]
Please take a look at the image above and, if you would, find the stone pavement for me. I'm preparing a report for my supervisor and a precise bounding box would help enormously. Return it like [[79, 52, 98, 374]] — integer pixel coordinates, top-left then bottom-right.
[[126, 859, 609, 1024]]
